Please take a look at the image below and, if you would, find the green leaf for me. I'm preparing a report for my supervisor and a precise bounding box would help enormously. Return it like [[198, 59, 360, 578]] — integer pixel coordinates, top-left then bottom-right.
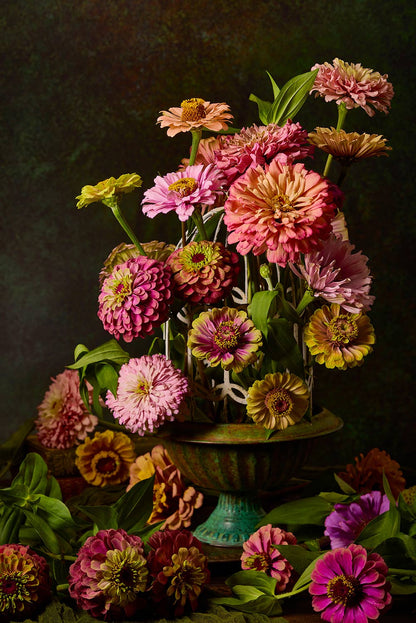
[[389, 578, 416, 595], [292, 553, 326, 591], [95, 363, 121, 397], [36, 495, 77, 532], [22, 509, 63, 554], [273, 544, 324, 575], [114, 475, 155, 532], [248, 290, 279, 336], [268, 69, 318, 125], [375, 534, 416, 569], [356, 505, 400, 549], [13, 452, 49, 493], [266, 70, 280, 98], [266, 318, 304, 377], [77, 505, 119, 530], [74, 343, 89, 361], [67, 339, 129, 369], [0, 507, 24, 543], [249, 93, 272, 124], [333, 473, 357, 494], [259, 496, 333, 528], [195, 208, 225, 242], [226, 570, 277, 595], [128, 520, 164, 542], [213, 591, 283, 616], [382, 470, 396, 506], [319, 491, 353, 504], [44, 473, 63, 501]]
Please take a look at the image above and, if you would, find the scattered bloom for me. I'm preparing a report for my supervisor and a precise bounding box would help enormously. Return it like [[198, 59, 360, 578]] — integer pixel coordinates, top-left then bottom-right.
[[98, 255, 173, 342], [99, 241, 175, 286], [142, 164, 225, 222], [291, 234, 374, 313], [68, 529, 148, 619], [325, 491, 390, 549], [310, 58, 394, 116], [147, 529, 210, 617], [309, 544, 391, 622], [127, 445, 203, 529], [167, 240, 240, 304], [331, 211, 349, 241], [338, 448, 406, 499], [304, 303, 375, 370], [224, 158, 337, 266], [75, 430, 136, 487], [241, 524, 297, 593], [76, 173, 142, 209], [188, 307, 262, 373], [0, 545, 51, 621], [157, 98, 233, 137], [246, 372, 309, 430], [106, 355, 188, 436], [309, 127, 391, 165], [36, 369, 97, 449]]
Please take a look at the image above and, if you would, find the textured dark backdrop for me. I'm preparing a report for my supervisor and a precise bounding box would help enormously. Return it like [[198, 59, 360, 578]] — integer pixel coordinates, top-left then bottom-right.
[[2, 0, 415, 470]]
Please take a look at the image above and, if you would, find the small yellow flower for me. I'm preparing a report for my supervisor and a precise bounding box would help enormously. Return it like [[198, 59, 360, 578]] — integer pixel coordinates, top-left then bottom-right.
[[309, 127, 391, 165], [75, 429, 136, 487], [76, 173, 142, 209]]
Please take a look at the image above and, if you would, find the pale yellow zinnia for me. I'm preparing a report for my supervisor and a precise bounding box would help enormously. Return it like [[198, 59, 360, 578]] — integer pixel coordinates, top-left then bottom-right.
[[76, 173, 142, 209], [309, 127, 391, 165]]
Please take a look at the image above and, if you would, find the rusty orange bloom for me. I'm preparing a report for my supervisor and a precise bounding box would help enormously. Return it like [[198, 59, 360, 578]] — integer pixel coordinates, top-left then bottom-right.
[[338, 448, 406, 499], [157, 98, 233, 137]]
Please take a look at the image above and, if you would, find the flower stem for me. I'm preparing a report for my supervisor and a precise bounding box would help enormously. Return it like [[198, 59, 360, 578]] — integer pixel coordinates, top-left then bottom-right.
[[296, 289, 315, 315], [189, 130, 202, 166], [97, 416, 127, 432], [110, 203, 147, 256], [323, 102, 348, 178], [56, 583, 70, 592], [388, 568, 416, 577], [191, 208, 208, 240]]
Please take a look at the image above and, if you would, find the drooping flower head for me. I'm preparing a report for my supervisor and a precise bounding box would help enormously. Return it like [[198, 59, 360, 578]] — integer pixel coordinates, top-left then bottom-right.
[[224, 158, 337, 267], [106, 355, 188, 436], [309, 544, 391, 623], [291, 234, 374, 313], [246, 372, 309, 430], [241, 524, 297, 593], [309, 127, 391, 164], [76, 173, 142, 209], [337, 448, 406, 499], [0, 545, 51, 621], [167, 240, 240, 304], [75, 430, 136, 487], [68, 529, 148, 620], [147, 529, 210, 617], [304, 303, 375, 370], [36, 369, 97, 449], [127, 445, 203, 530], [324, 491, 390, 549], [157, 98, 233, 137], [99, 241, 176, 286], [98, 255, 173, 342], [188, 307, 262, 373], [310, 58, 394, 116]]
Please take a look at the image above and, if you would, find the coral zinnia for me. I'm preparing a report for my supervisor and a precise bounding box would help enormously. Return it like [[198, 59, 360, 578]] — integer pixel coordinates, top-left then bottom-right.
[[167, 240, 240, 305], [36, 369, 97, 449], [106, 355, 188, 436], [188, 307, 262, 373], [157, 98, 233, 137], [224, 158, 337, 267], [75, 430, 136, 487], [291, 234, 374, 313], [309, 127, 391, 165], [310, 58, 394, 116], [68, 529, 148, 620], [0, 544, 51, 621], [304, 303, 375, 370], [241, 524, 297, 593], [98, 255, 173, 342], [324, 491, 390, 549], [99, 241, 175, 286], [337, 448, 406, 499], [76, 173, 142, 209], [246, 372, 309, 430], [309, 544, 391, 622]]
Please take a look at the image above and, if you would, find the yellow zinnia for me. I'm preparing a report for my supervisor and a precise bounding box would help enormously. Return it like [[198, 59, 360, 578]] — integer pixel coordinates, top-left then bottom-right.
[[75, 429, 136, 487], [76, 173, 142, 209]]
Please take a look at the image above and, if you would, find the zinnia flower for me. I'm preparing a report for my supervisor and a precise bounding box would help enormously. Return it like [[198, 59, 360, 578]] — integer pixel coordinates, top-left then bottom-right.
[[180, 136, 222, 169], [36, 369, 97, 449], [402, 486, 416, 507], [157, 98, 233, 137], [241, 524, 297, 593], [97, 255, 173, 342], [224, 158, 337, 267], [246, 372, 309, 430], [68, 529, 148, 619], [76, 173, 142, 209], [166, 240, 240, 304], [291, 234, 374, 313], [337, 448, 406, 499], [309, 127, 391, 164], [309, 544, 391, 622], [105, 355, 188, 436], [147, 529, 210, 617], [141, 164, 225, 222], [188, 307, 262, 373], [127, 445, 203, 530], [99, 241, 175, 286], [324, 491, 390, 549], [304, 303, 375, 370], [0, 545, 51, 621], [75, 430, 136, 487], [310, 58, 394, 116]]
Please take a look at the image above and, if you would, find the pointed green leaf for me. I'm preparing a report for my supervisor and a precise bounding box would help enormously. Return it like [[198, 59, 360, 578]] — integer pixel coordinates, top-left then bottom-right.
[[259, 496, 333, 527], [0, 507, 24, 544], [114, 476, 155, 531], [334, 473, 357, 494], [36, 495, 77, 532], [292, 553, 326, 591], [74, 343, 89, 361], [226, 570, 277, 595], [265, 318, 304, 377], [266, 71, 280, 98], [67, 339, 129, 369], [95, 363, 120, 397], [382, 470, 396, 506], [249, 93, 272, 124], [13, 453, 49, 493], [77, 505, 119, 530], [274, 544, 324, 575], [268, 69, 319, 125], [356, 506, 400, 549], [248, 290, 279, 336], [22, 509, 63, 553]]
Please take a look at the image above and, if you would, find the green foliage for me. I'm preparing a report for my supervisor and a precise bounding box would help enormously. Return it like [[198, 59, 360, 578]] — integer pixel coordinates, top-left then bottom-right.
[[212, 570, 283, 616]]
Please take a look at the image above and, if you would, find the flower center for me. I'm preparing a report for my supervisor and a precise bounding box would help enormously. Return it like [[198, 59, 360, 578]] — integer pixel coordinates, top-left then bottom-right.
[[111, 274, 132, 305], [272, 193, 294, 215], [182, 242, 214, 271], [181, 98, 205, 122], [265, 388, 293, 417], [98, 548, 148, 606], [214, 321, 239, 351], [168, 177, 198, 197], [327, 314, 359, 344], [165, 549, 206, 604], [191, 252, 206, 264], [92, 450, 120, 477], [0, 572, 30, 610], [96, 456, 118, 474], [244, 552, 271, 572], [136, 378, 150, 395], [327, 574, 361, 606]]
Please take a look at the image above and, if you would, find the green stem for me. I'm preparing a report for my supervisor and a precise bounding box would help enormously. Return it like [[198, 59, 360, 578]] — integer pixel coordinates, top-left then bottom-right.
[[323, 102, 348, 178], [191, 209, 208, 240], [110, 203, 147, 255], [388, 568, 416, 577], [97, 416, 127, 432], [46, 552, 77, 561], [56, 583, 70, 592], [296, 289, 315, 315], [189, 130, 202, 166]]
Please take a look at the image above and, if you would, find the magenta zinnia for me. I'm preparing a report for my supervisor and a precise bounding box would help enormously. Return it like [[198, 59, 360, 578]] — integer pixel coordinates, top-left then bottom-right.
[[36, 369, 97, 449], [309, 544, 391, 623], [106, 355, 188, 436], [157, 98, 233, 137], [98, 255, 173, 342], [224, 158, 337, 267], [188, 307, 262, 373]]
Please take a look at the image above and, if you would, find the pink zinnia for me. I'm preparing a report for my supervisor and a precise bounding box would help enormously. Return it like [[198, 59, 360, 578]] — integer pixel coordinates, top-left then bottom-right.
[[36, 369, 97, 449], [105, 355, 188, 436], [309, 544, 391, 623], [291, 234, 374, 313], [98, 255, 173, 342], [224, 158, 337, 266], [241, 524, 297, 594], [311, 58, 394, 117]]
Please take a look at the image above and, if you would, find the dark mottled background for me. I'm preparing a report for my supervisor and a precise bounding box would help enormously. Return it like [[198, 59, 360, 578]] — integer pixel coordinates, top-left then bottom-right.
[[2, 0, 415, 471]]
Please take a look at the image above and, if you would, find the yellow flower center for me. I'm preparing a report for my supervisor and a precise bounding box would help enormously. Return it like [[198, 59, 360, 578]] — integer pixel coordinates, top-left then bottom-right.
[[168, 177, 198, 197], [326, 574, 361, 605], [164, 548, 206, 604], [265, 388, 293, 417], [272, 193, 294, 215], [327, 314, 359, 344], [112, 275, 132, 305], [181, 242, 214, 272], [245, 552, 271, 572], [181, 98, 206, 122], [214, 321, 239, 351], [136, 378, 150, 395]]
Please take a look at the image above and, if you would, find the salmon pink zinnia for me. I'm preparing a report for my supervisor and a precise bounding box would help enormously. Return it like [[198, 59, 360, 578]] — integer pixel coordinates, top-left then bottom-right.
[[157, 98, 233, 137]]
